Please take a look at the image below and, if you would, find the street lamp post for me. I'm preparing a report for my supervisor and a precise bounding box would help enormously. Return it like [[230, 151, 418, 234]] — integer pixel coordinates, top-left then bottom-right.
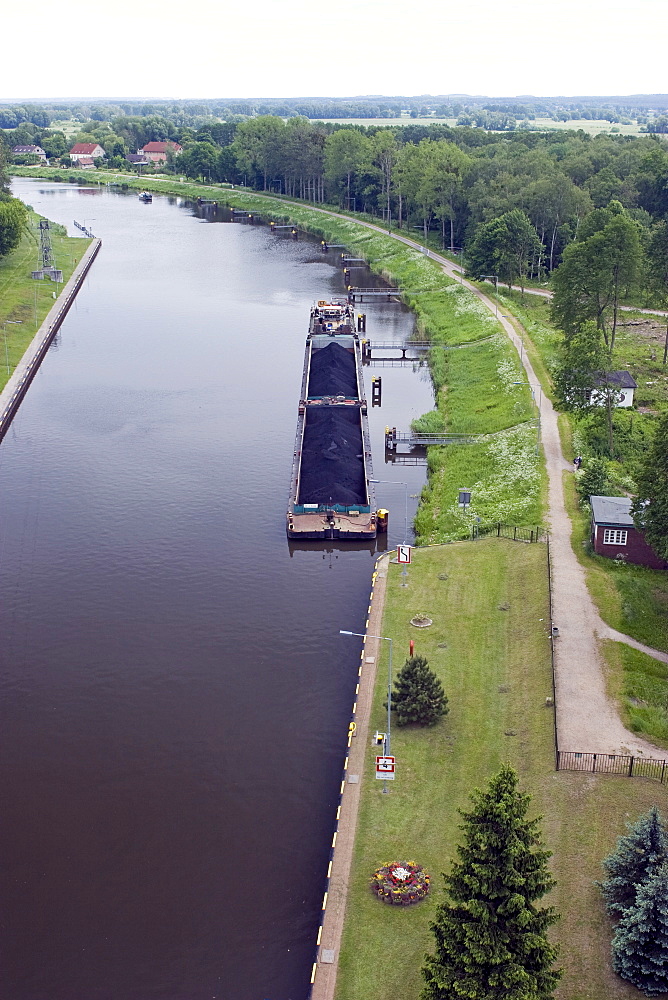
[[340, 630, 394, 793], [2, 321, 23, 376]]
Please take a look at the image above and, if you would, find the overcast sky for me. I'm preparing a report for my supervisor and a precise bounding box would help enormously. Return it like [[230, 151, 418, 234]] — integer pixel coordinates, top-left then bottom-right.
[[2, 0, 666, 102]]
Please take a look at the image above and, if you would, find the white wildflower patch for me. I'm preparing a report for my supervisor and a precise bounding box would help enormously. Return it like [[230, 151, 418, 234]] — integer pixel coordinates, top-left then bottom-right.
[[439, 424, 541, 537], [444, 284, 497, 324], [496, 358, 525, 393]]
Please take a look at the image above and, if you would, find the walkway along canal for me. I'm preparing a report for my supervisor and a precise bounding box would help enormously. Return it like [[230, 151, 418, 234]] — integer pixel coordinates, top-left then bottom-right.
[[0, 179, 433, 1000]]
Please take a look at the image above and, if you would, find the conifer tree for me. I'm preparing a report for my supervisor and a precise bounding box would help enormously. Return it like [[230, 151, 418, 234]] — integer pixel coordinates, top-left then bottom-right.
[[612, 865, 668, 995], [390, 655, 448, 726], [598, 807, 668, 918], [422, 766, 561, 1000]]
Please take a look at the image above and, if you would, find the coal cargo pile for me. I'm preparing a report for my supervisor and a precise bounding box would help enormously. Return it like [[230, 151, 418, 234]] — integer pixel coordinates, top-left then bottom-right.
[[299, 408, 366, 506], [308, 343, 358, 398]]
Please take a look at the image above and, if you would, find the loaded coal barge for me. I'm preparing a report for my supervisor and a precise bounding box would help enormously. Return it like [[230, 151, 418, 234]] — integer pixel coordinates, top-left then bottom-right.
[[287, 300, 377, 540]]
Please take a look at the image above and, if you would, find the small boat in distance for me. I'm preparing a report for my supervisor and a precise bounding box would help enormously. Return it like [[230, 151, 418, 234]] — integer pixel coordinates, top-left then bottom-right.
[[139, 191, 152, 202]]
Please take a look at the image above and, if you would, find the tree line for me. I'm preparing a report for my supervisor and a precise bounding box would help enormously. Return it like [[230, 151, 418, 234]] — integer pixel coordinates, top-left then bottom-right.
[[2, 93, 667, 129], [5, 115, 668, 276], [0, 145, 27, 258]]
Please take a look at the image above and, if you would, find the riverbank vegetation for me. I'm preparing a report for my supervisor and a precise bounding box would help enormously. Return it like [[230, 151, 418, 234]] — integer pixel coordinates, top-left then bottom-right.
[[0, 144, 28, 261], [337, 543, 665, 1000], [0, 211, 89, 391], [1, 146, 90, 391]]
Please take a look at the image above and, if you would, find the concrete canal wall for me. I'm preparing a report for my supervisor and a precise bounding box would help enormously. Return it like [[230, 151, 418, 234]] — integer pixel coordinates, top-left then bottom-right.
[[310, 552, 390, 1000], [0, 238, 101, 441]]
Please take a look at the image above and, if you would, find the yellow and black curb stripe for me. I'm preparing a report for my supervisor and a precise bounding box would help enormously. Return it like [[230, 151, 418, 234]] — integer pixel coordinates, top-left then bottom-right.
[[309, 552, 385, 993]]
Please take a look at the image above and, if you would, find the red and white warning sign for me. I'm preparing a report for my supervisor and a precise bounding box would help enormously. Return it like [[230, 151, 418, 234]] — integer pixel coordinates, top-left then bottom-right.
[[397, 544, 411, 564], [375, 755, 396, 780]]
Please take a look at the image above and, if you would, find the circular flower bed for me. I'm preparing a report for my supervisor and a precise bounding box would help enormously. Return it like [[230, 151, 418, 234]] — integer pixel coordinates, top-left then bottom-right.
[[410, 615, 433, 628], [371, 860, 430, 905]]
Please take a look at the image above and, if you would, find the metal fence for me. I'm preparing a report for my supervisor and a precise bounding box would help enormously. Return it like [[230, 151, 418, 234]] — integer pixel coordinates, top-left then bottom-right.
[[472, 522, 545, 543], [557, 750, 668, 783]]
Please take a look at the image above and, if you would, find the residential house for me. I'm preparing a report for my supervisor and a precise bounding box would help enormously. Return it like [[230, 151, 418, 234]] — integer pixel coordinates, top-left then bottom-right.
[[69, 142, 105, 162], [140, 141, 183, 164], [589, 495, 666, 569], [590, 371, 637, 408], [74, 157, 95, 169], [12, 144, 47, 160]]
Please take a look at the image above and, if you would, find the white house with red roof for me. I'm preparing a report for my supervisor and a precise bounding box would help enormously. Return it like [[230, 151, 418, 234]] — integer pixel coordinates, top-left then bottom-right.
[[69, 142, 105, 162], [140, 141, 183, 163]]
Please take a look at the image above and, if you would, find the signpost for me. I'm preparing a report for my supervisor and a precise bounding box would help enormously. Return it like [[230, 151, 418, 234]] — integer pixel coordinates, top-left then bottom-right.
[[397, 544, 411, 564], [375, 756, 396, 780]]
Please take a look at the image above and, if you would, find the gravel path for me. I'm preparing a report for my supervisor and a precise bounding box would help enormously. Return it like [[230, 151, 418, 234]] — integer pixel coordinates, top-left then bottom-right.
[[456, 288, 667, 757]]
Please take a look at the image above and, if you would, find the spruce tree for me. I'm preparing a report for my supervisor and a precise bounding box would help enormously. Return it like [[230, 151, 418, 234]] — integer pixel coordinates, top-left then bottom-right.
[[612, 865, 668, 995], [390, 655, 448, 726], [598, 807, 668, 918], [422, 765, 561, 1000]]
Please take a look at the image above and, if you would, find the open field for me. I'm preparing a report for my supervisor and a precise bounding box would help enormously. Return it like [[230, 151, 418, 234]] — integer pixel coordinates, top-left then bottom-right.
[[312, 117, 458, 127], [0, 212, 90, 391], [530, 118, 644, 136], [308, 117, 645, 135], [335, 541, 668, 1000]]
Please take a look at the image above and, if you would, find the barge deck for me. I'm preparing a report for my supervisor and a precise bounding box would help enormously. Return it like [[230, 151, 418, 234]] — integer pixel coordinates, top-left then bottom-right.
[[287, 301, 377, 540]]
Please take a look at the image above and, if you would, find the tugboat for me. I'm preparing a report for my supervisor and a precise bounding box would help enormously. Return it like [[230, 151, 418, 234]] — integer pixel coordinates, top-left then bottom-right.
[[139, 191, 152, 203]]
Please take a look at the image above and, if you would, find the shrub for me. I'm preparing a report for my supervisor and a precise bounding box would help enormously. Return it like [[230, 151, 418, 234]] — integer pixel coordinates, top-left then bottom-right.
[[389, 655, 448, 726]]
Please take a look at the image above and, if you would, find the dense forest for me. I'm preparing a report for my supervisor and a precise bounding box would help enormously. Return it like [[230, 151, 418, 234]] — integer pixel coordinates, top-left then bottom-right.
[[4, 110, 668, 278], [0, 104, 668, 279]]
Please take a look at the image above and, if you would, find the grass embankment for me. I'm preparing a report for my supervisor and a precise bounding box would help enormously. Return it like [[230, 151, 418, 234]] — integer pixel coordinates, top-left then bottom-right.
[[12, 167, 542, 541], [336, 540, 667, 1000], [601, 640, 668, 751], [0, 211, 91, 391]]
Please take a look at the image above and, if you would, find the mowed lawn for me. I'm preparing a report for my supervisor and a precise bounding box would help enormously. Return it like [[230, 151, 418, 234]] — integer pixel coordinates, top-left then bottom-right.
[[335, 540, 668, 1000]]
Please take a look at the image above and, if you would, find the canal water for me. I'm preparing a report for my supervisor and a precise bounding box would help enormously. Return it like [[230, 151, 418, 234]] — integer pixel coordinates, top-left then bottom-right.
[[1, 179, 433, 1000]]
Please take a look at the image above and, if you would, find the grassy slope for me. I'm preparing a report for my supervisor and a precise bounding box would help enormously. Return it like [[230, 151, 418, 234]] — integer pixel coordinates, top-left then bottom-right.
[[0, 211, 90, 391], [12, 168, 541, 542], [336, 540, 668, 1000], [601, 639, 668, 751]]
